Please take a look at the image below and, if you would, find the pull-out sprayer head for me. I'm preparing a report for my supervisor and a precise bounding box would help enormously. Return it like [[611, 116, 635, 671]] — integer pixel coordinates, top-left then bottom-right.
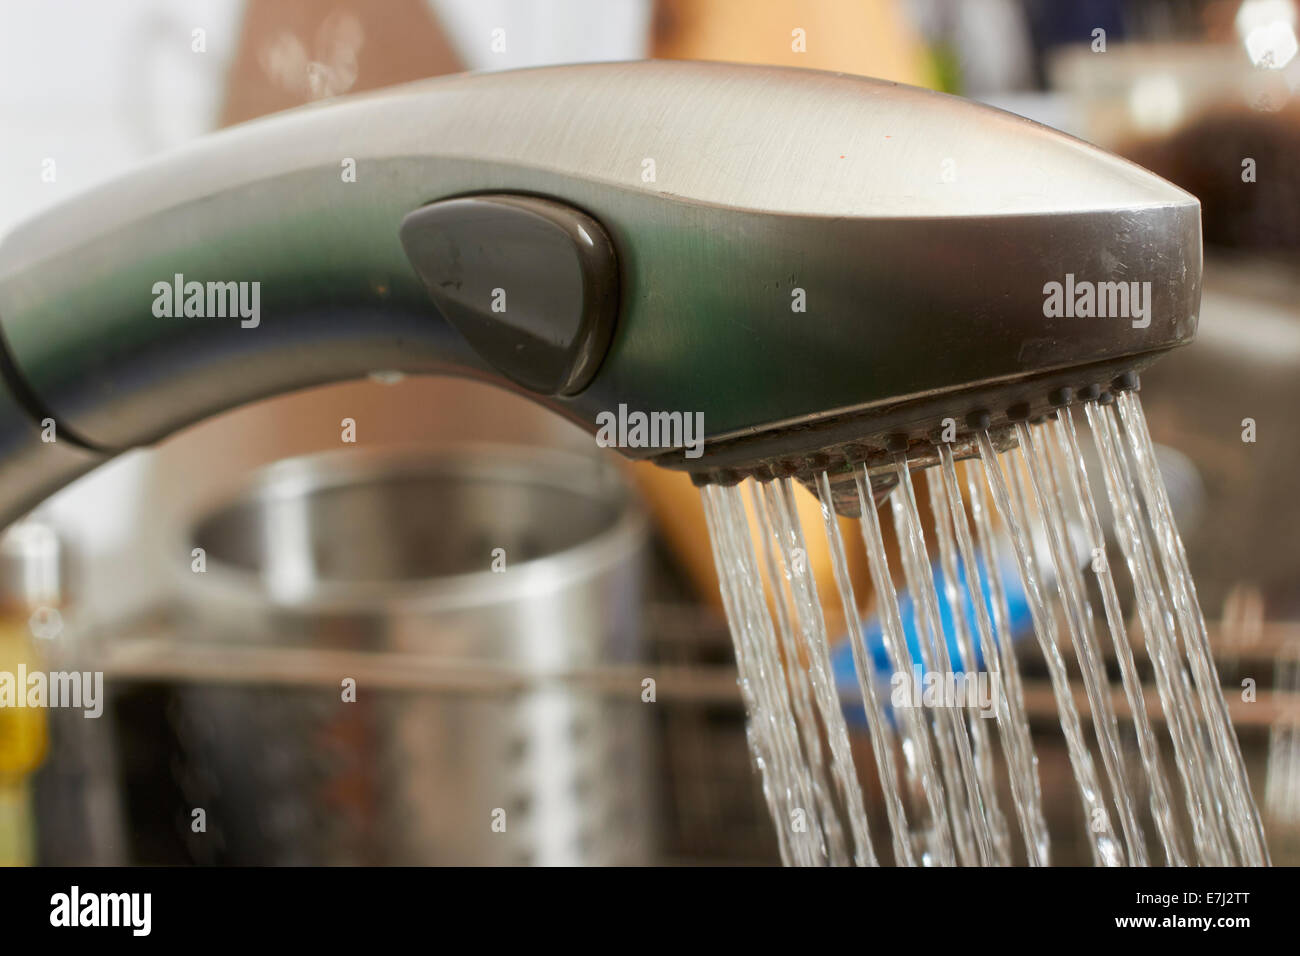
[[0, 60, 1198, 527]]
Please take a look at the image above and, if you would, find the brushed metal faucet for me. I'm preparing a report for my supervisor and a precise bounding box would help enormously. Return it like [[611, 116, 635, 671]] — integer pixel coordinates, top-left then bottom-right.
[[0, 60, 1200, 526]]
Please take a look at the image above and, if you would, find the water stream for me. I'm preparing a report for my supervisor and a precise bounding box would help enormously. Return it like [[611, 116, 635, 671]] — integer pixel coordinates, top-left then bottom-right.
[[698, 393, 1268, 866]]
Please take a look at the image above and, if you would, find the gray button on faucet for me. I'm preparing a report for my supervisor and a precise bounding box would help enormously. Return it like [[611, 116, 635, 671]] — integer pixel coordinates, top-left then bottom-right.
[[399, 194, 620, 397]]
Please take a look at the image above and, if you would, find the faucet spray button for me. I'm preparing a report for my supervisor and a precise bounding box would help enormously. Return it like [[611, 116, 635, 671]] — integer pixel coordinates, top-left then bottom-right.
[[399, 194, 620, 397]]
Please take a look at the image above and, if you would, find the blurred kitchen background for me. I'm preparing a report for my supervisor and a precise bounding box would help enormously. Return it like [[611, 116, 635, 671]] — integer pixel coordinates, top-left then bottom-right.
[[1, 0, 1298, 865]]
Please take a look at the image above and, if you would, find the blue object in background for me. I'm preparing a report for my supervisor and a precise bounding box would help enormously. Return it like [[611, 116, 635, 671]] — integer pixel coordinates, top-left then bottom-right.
[[830, 551, 1033, 725]]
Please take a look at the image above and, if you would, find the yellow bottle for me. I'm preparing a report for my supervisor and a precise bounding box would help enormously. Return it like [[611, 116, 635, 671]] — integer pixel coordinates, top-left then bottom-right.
[[0, 618, 48, 866], [0, 521, 62, 867]]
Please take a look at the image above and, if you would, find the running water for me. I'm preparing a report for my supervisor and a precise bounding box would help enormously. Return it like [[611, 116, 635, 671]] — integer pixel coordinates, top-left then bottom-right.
[[758, 478, 877, 866], [1047, 412, 1186, 866], [933, 446, 1048, 865], [966, 455, 1051, 865], [1086, 400, 1234, 865], [1017, 422, 1148, 865], [700, 483, 824, 865], [1113, 393, 1269, 865], [977, 430, 1124, 867], [891, 457, 993, 865], [747, 483, 851, 865], [853, 464, 955, 866], [815, 472, 916, 866], [698, 392, 1268, 866], [924, 464, 1012, 865]]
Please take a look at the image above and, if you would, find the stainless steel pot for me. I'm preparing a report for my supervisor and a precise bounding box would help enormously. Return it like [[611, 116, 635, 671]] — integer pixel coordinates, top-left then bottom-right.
[[163, 444, 652, 865]]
